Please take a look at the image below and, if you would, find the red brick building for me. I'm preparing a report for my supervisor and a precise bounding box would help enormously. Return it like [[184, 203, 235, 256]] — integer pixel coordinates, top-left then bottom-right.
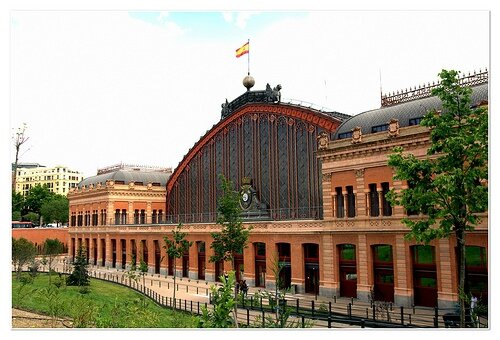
[[67, 73, 488, 309]]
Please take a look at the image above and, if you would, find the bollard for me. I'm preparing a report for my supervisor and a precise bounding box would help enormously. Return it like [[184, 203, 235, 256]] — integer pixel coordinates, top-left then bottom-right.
[[400, 306, 404, 325], [301, 316, 305, 328], [434, 306, 439, 328], [348, 303, 352, 319], [296, 299, 300, 314], [329, 301, 332, 318], [262, 310, 265, 327], [328, 316, 332, 328], [361, 319, 365, 328], [312, 300, 315, 317], [247, 309, 250, 326]]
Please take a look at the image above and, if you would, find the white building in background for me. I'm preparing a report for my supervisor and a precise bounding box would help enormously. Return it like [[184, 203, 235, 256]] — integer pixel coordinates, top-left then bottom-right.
[[14, 163, 84, 196]]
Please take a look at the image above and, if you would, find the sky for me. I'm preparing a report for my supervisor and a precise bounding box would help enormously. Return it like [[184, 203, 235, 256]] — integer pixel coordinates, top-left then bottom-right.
[[1, 1, 498, 339], [8, 9, 491, 179]]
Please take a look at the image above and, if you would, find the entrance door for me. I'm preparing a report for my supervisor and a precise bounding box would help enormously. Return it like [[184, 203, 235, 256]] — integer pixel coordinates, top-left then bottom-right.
[[412, 245, 437, 307], [154, 241, 161, 274], [373, 245, 394, 302], [197, 242, 206, 280], [305, 264, 319, 294], [339, 244, 357, 298]]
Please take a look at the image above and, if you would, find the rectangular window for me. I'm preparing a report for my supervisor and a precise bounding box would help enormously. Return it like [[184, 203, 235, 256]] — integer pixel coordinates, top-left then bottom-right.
[[338, 131, 353, 139], [346, 186, 356, 218], [121, 209, 127, 224], [371, 124, 389, 133], [335, 187, 344, 218], [369, 183, 379, 217], [381, 182, 392, 216], [152, 210, 157, 224], [140, 209, 146, 224], [134, 210, 139, 224], [409, 117, 424, 126], [115, 209, 120, 224]]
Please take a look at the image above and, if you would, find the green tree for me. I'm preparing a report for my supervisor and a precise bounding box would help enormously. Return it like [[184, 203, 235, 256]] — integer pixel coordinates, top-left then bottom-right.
[[387, 69, 488, 327], [209, 174, 252, 328], [12, 191, 24, 220], [40, 195, 69, 226], [43, 238, 64, 285], [198, 271, 237, 328], [66, 246, 90, 287], [163, 224, 193, 303], [25, 184, 55, 220], [22, 212, 39, 224], [12, 237, 37, 279], [209, 174, 252, 270]]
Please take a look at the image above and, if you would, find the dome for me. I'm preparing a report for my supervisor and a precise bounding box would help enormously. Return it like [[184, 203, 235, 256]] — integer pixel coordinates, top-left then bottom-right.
[[78, 169, 170, 188]]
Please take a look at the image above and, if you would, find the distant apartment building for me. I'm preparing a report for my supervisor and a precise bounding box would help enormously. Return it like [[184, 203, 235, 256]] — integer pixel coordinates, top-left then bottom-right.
[[14, 163, 84, 196]]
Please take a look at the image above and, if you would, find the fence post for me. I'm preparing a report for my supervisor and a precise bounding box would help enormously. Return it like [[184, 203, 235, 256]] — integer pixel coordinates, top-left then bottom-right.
[[190, 300, 193, 313], [312, 300, 315, 317], [400, 306, 404, 325], [329, 301, 332, 318], [434, 307, 439, 328], [296, 299, 300, 314], [250, 296, 253, 308], [197, 301, 200, 315], [247, 309, 250, 326], [347, 303, 352, 319], [328, 316, 332, 328], [361, 319, 365, 328], [262, 310, 265, 327], [372, 304, 376, 320], [301, 316, 305, 328]]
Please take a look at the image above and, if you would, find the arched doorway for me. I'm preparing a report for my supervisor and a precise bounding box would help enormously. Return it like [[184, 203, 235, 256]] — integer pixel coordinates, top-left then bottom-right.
[[182, 249, 189, 278], [339, 244, 357, 298], [412, 245, 437, 307], [197, 241, 206, 280], [372, 244, 394, 302], [154, 240, 161, 274], [277, 243, 291, 289], [304, 243, 319, 295], [254, 242, 266, 287]]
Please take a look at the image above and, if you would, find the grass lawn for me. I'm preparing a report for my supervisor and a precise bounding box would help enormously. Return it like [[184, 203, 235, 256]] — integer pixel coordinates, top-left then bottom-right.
[[12, 272, 199, 328]]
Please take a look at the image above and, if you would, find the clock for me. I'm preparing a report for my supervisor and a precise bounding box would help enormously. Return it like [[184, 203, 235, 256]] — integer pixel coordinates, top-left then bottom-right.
[[240, 188, 252, 210]]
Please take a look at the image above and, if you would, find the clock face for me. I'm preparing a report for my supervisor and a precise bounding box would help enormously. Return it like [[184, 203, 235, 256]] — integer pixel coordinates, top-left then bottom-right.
[[240, 188, 252, 210]]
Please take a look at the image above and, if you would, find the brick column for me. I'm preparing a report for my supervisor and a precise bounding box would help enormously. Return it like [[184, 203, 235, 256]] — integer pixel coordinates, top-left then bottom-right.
[[394, 234, 412, 307], [105, 234, 112, 267], [291, 240, 304, 293], [357, 234, 371, 301], [243, 241, 255, 286], [320, 234, 336, 297], [322, 173, 333, 218], [189, 238, 198, 279], [437, 238, 458, 309], [205, 240, 216, 282]]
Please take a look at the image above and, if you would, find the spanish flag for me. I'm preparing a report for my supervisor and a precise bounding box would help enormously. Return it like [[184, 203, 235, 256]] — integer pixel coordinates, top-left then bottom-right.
[[235, 42, 249, 58]]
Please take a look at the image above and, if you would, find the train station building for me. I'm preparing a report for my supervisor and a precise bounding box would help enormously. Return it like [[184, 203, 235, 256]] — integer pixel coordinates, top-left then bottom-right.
[[67, 71, 488, 309]]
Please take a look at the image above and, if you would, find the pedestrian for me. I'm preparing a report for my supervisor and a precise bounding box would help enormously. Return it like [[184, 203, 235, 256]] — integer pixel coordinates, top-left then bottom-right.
[[235, 280, 240, 294], [241, 280, 248, 296]]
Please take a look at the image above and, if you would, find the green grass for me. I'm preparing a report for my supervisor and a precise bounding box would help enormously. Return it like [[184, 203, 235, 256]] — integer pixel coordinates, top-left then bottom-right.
[[12, 272, 199, 328]]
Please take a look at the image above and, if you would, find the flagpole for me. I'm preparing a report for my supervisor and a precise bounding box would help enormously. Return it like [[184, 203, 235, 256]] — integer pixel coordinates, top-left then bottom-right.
[[247, 38, 250, 75]]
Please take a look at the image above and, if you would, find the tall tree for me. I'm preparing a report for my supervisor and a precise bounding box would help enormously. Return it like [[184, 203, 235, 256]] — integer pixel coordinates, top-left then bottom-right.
[[12, 237, 37, 279], [40, 195, 69, 226], [163, 224, 192, 303], [43, 238, 64, 285], [209, 174, 252, 271], [12, 123, 29, 191], [387, 69, 488, 327], [209, 174, 252, 328]]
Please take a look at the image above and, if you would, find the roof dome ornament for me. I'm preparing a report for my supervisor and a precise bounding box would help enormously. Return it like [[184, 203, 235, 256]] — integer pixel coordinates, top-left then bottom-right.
[[243, 74, 255, 91]]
